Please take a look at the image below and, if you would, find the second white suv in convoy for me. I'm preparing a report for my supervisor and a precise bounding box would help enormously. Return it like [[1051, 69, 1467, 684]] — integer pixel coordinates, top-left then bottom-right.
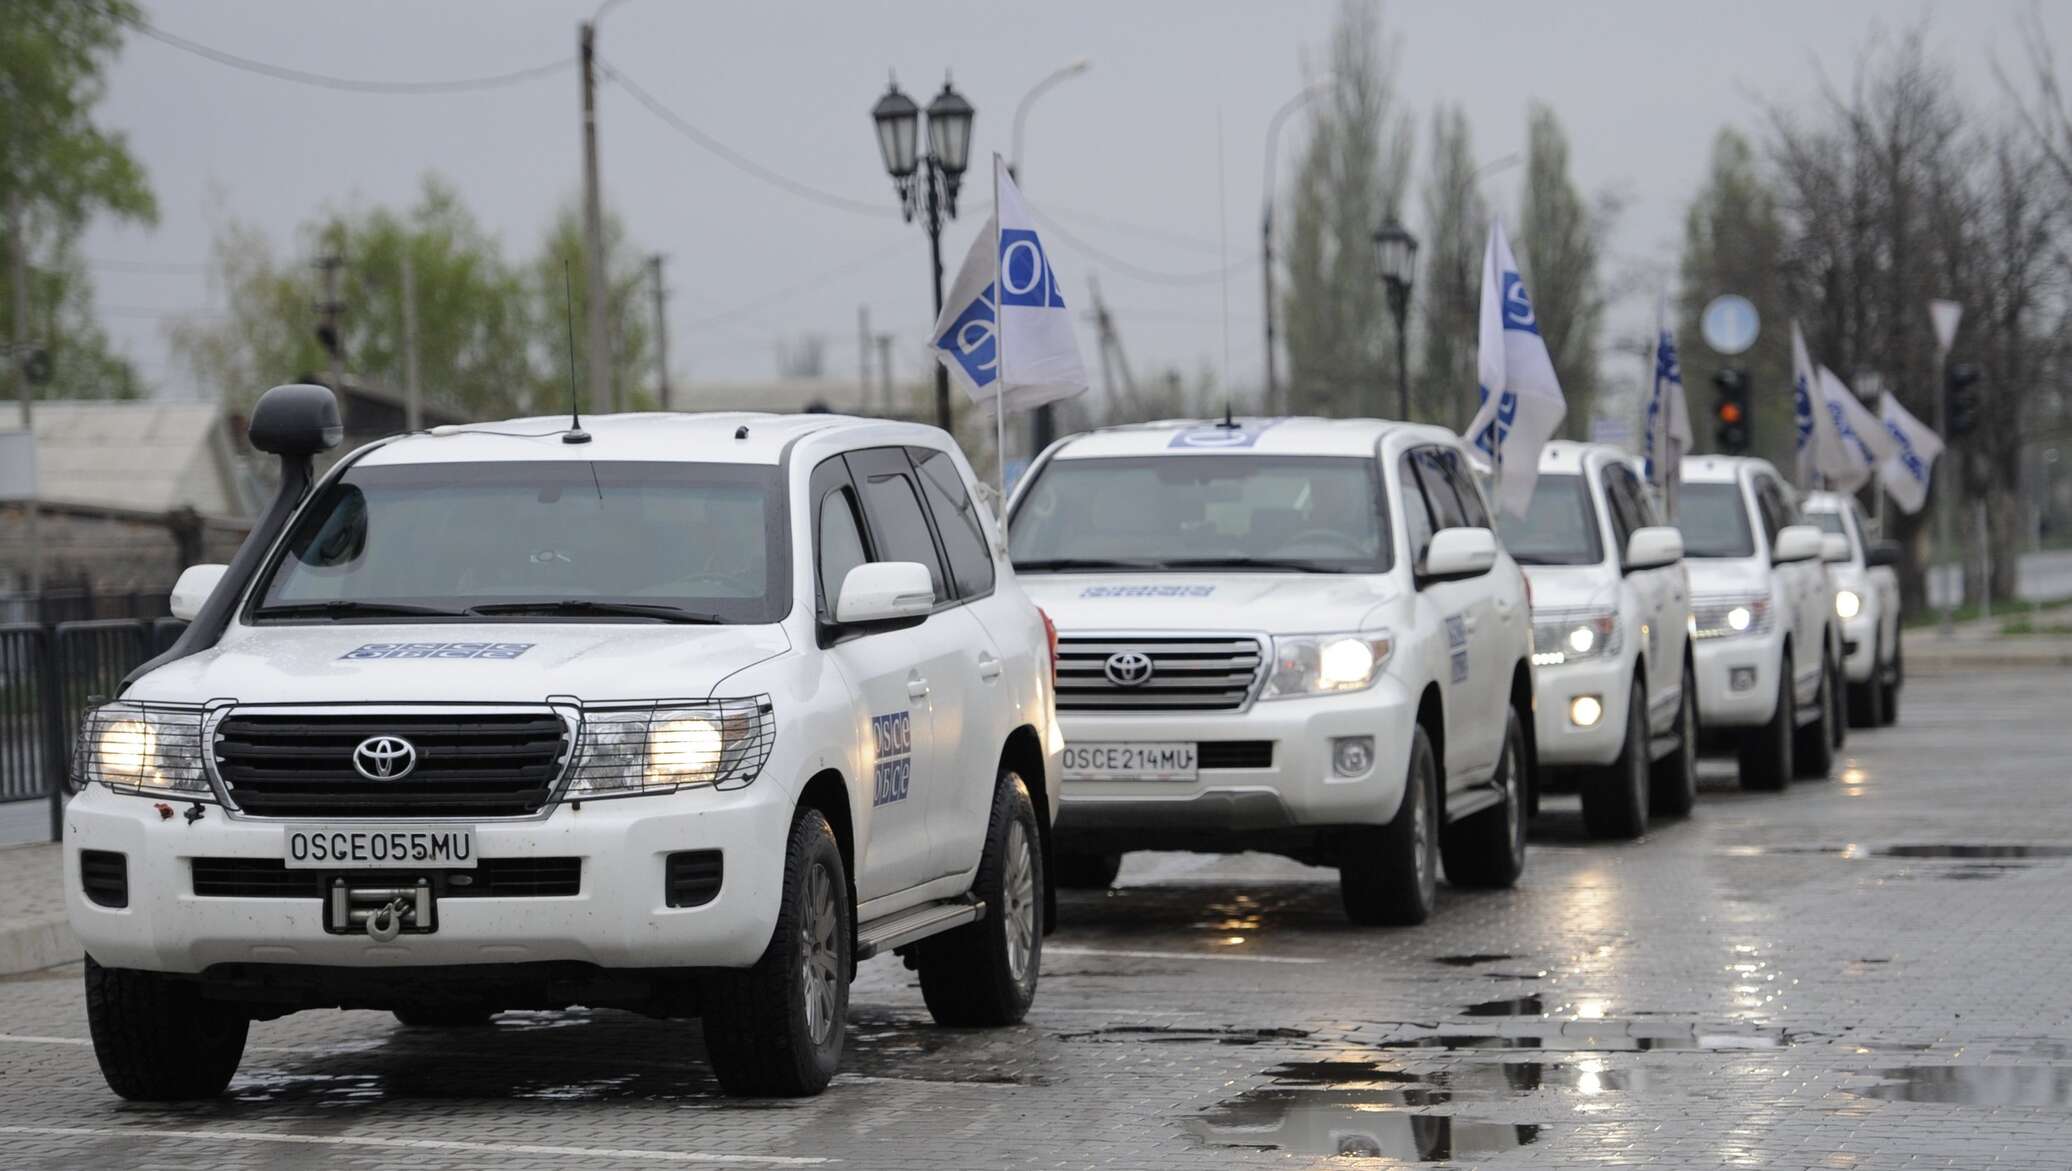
[[1498, 443, 1694, 839], [1803, 491, 1903, 727], [1006, 417, 1535, 926], [1676, 456, 1841, 789], [67, 389, 1060, 1101]]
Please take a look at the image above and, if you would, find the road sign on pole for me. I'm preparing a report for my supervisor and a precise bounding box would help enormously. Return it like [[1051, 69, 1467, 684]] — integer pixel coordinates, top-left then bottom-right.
[[1700, 294, 1760, 356], [1930, 299, 1963, 358]]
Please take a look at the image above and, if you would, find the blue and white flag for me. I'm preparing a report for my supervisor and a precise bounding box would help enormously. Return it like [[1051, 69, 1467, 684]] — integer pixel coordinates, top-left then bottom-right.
[[1878, 391, 1943, 515], [1791, 322, 1850, 490], [1641, 298, 1692, 517], [1466, 219, 1567, 518], [929, 157, 1088, 413], [1816, 365, 1896, 494]]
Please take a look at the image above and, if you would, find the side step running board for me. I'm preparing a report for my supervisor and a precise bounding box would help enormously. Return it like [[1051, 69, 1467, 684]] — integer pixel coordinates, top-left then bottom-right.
[[854, 897, 986, 960]]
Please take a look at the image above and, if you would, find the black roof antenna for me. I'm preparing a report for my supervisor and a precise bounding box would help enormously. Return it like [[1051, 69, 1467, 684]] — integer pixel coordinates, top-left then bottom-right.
[[560, 261, 591, 445], [1216, 401, 1239, 430]]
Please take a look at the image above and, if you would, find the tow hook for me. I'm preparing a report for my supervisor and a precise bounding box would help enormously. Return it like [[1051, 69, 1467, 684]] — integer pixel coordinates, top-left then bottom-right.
[[366, 898, 407, 942], [329, 876, 434, 937]]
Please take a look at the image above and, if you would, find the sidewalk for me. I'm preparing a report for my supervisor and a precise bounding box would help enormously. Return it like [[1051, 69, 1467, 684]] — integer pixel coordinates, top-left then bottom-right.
[[1902, 616, 2072, 675], [0, 841, 76, 976]]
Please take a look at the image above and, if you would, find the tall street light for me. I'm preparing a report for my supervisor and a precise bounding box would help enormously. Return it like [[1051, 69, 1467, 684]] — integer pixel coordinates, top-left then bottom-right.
[[873, 75, 975, 433], [1010, 57, 1092, 456], [1373, 219, 1418, 421], [1261, 77, 1334, 415]]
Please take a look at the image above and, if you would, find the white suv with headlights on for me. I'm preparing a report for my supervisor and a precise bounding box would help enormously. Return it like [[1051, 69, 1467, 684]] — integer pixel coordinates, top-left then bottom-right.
[[1804, 490, 1903, 727], [66, 386, 1060, 1101], [1006, 417, 1535, 926], [1676, 455, 1841, 789], [1498, 443, 1694, 839]]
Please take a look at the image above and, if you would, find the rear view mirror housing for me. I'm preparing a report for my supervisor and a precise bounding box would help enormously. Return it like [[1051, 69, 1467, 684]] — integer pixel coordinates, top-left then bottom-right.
[[835, 562, 936, 625], [1821, 533, 1851, 563], [1624, 526, 1684, 572], [1420, 527, 1499, 584], [169, 564, 228, 622], [1772, 525, 1823, 564], [248, 383, 343, 458]]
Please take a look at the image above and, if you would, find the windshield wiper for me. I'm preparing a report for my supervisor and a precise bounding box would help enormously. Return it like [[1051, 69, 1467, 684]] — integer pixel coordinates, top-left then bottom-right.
[[464, 600, 725, 624], [1157, 556, 1347, 574], [253, 600, 466, 620], [1011, 557, 1167, 572]]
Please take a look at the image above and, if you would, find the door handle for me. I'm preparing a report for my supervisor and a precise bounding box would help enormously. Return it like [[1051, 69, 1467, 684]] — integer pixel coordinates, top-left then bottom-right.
[[907, 677, 931, 700], [977, 653, 1003, 681]]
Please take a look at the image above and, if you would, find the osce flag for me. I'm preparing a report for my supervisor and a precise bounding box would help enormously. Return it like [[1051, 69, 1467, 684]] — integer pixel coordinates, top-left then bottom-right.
[[929, 157, 1088, 413], [1791, 322, 1850, 490], [1466, 219, 1567, 518], [1813, 365, 1881, 493], [1641, 299, 1693, 516], [1878, 391, 1944, 515]]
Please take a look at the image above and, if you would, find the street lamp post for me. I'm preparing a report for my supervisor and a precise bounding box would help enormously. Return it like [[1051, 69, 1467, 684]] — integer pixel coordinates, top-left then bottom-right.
[[1261, 78, 1334, 415], [1010, 58, 1092, 456], [873, 75, 974, 433], [1373, 220, 1418, 421]]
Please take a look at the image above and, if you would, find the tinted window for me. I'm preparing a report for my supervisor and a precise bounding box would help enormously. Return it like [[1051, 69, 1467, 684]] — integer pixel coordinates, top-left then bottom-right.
[[1810, 510, 1847, 536], [855, 466, 947, 602], [1677, 481, 1757, 558], [1499, 473, 1603, 566], [1439, 450, 1492, 529], [816, 488, 869, 618], [1411, 448, 1470, 530], [1601, 465, 1647, 553], [1398, 453, 1438, 565], [911, 447, 995, 597]]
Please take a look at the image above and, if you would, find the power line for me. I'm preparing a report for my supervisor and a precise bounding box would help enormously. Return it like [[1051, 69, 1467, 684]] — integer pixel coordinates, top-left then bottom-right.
[[598, 59, 895, 219], [135, 20, 573, 94], [682, 239, 912, 331], [1032, 211, 1258, 286]]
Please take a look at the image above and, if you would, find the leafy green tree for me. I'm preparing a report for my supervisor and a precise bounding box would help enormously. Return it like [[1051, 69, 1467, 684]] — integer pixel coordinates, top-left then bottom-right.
[[529, 204, 655, 415], [1517, 103, 1603, 433]]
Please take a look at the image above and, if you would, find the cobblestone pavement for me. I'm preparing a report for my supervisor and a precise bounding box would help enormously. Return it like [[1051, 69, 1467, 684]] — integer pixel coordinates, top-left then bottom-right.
[[3, 667, 2069, 1169]]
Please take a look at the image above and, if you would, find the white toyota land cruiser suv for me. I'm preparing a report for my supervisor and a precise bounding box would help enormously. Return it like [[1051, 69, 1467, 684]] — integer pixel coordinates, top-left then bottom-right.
[[66, 385, 1060, 1101], [1803, 490, 1904, 727], [1005, 417, 1534, 926], [1676, 455, 1841, 789], [1498, 442, 1695, 839]]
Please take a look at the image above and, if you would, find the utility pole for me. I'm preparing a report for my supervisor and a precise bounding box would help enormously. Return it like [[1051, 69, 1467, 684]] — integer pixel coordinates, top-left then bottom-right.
[[648, 254, 670, 412], [315, 252, 345, 398], [578, 20, 613, 414], [876, 334, 895, 416], [1930, 299, 1962, 637], [400, 252, 421, 431], [8, 190, 40, 597], [857, 305, 872, 409]]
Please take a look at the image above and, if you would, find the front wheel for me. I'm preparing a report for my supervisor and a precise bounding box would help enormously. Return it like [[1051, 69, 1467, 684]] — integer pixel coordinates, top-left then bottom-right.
[[1650, 663, 1699, 818], [1847, 636, 1886, 728], [702, 807, 850, 1097], [85, 956, 249, 1101], [1441, 706, 1530, 888], [1581, 678, 1650, 839], [1339, 724, 1439, 925], [1880, 640, 1903, 725], [1737, 651, 1793, 791], [915, 770, 1043, 1027], [1796, 650, 1837, 779]]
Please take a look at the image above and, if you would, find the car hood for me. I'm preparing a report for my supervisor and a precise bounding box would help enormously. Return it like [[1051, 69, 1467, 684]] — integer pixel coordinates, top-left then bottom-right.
[[1019, 573, 1401, 634], [124, 621, 793, 706], [1684, 556, 1771, 598], [1520, 565, 1618, 613]]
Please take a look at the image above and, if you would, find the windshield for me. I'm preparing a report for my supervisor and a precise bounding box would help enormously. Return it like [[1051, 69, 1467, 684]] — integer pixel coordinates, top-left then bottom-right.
[[253, 460, 789, 623], [1498, 473, 1604, 566], [1009, 454, 1392, 573], [1677, 481, 1757, 559], [1810, 510, 1848, 536]]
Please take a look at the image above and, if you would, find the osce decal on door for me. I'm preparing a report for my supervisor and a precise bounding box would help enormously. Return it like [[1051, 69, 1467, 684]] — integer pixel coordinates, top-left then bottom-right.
[[872, 711, 913, 807]]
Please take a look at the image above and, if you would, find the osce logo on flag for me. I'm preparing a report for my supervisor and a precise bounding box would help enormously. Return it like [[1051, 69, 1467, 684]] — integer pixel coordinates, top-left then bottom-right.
[[1885, 419, 1929, 485], [1793, 373, 1815, 448], [1500, 272, 1539, 334], [999, 229, 1067, 308], [936, 283, 999, 387], [1471, 386, 1520, 458]]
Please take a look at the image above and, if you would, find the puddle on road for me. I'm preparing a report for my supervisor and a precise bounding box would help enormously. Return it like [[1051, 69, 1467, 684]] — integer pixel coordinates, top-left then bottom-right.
[[1383, 1022, 1788, 1053], [1432, 953, 1517, 967], [1462, 996, 1546, 1017], [1848, 1065, 2072, 1106], [1729, 843, 2072, 860], [1188, 1087, 1544, 1161], [1057, 1024, 1312, 1046]]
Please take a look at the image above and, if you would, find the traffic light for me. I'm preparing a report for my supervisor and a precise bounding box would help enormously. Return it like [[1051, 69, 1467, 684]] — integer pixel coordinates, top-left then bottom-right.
[[1946, 362, 1982, 438], [1712, 367, 1751, 455]]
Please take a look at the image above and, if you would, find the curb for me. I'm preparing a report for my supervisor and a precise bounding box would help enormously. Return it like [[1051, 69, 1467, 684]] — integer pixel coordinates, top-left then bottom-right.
[[1908, 651, 2072, 675], [0, 915, 81, 977]]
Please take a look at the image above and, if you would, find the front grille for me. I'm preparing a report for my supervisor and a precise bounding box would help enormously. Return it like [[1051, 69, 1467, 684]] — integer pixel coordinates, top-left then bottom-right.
[[80, 850, 128, 908], [665, 850, 724, 908], [192, 857, 582, 898], [1056, 635, 1263, 712], [1198, 741, 1274, 769], [214, 713, 570, 818]]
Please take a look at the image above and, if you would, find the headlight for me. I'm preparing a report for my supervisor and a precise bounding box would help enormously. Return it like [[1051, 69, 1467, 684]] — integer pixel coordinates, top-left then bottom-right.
[[75, 703, 210, 797], [1835, 589, 1862, 620], [1531, 609, 1620, 667], [1692, 595, 1774, 640], [1262, 631, 1394, 699], [564, 696, 774, 798]]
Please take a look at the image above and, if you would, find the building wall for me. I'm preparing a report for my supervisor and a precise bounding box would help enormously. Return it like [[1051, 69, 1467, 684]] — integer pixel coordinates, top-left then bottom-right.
[[0, 503, 247, 600]]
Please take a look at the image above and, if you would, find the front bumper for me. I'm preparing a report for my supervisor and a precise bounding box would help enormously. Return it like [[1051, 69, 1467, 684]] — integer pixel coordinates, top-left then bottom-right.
[[1531, 656, 1631, 769], [1841, 611, 1879, 683], [1052, 677, 1419, 847], [1692, 629, 1783, 728], [64, 780, 792, 976]]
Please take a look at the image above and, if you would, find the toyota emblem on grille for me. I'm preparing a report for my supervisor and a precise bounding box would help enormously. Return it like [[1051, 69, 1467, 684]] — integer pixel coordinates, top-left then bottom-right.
[[1103, 651, 1155, 688], [352, 736, 417, 780]]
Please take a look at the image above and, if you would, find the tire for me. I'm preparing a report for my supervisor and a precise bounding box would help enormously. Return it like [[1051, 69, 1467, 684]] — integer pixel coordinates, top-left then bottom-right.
[[1736, 650, 1793, 792], [1650, 662, 1699, 818], [702, 807, 849, 1097], [1880, 640, 1902, 725], [1441, 705, 1530, 889], [916, 770, 1043, 1027], [1053, 850, 1121, 891], [84, 955, 248, 1101], [1847, 636, 1886, 728], [1581, 678, 1650, 840], [1339, 723, 1439, 925], [1796, 649, 1837, 779], [1829, 655, 1848, 752], [393, 1004, 497, 1028]]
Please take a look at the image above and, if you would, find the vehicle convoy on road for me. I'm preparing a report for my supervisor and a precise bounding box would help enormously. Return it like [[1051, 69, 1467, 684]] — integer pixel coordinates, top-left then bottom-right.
[[1498, 442, 1694, 839], [1675, 455, 1842, 790], [65, 385, 1061, 1101], [1005, 416, 1535, 926], [1803, 490, 1904, 727]]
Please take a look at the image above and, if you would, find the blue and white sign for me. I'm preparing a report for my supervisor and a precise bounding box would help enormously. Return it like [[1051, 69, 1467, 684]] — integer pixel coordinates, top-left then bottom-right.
[[1701, 294, 1760, 356]]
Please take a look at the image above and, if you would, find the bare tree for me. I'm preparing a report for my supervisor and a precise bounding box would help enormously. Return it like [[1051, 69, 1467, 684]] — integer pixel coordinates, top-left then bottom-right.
[[1679, 129, 1790, 462], [1413, 103, 1488, 431], [1518, 103, 1605, 433]]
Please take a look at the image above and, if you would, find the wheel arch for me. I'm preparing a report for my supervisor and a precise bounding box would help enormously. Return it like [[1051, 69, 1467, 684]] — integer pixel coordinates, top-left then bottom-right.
[[796, 768, 855, 900], [1509, 659, 1539, 815], [999, 724, 1056, 935], [1416, 682, 1444, 820]]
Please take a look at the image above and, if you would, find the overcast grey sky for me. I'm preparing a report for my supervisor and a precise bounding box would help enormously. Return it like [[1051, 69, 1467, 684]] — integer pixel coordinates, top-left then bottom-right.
[[86, 0, 2069, 413]]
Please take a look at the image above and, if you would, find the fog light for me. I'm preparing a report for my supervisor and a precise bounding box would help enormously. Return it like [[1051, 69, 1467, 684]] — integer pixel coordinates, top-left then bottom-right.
[[1729, 666, 1758, 692], [1569, 695, 1604, 728], [1331, 736, 1375, 777]]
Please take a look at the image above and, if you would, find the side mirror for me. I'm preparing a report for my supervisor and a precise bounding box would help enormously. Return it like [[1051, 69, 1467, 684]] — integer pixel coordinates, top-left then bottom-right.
[[1624, 526, 1684, 571], [1420, 527, 1498, 583], [1866, 539, 1902, 568], [834, 562, 936, 625], [248, 383, 343, 457], [169, 564, 228, 622], [1772, 524, 1823, 564], [1821, 533, 1851, 563]]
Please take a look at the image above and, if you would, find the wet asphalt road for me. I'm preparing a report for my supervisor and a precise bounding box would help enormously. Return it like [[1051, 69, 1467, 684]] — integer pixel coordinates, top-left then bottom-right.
[[4, 666, 2070, 1169]]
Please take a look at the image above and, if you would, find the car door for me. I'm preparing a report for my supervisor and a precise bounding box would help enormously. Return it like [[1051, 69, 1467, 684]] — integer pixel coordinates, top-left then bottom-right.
[[1433, 446, 1517, 741], [1753, 473, 1821, 699], [1398, 446, 1499, 785], [1601, 461, 1677, 723], [811, 455, 935, 899]]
